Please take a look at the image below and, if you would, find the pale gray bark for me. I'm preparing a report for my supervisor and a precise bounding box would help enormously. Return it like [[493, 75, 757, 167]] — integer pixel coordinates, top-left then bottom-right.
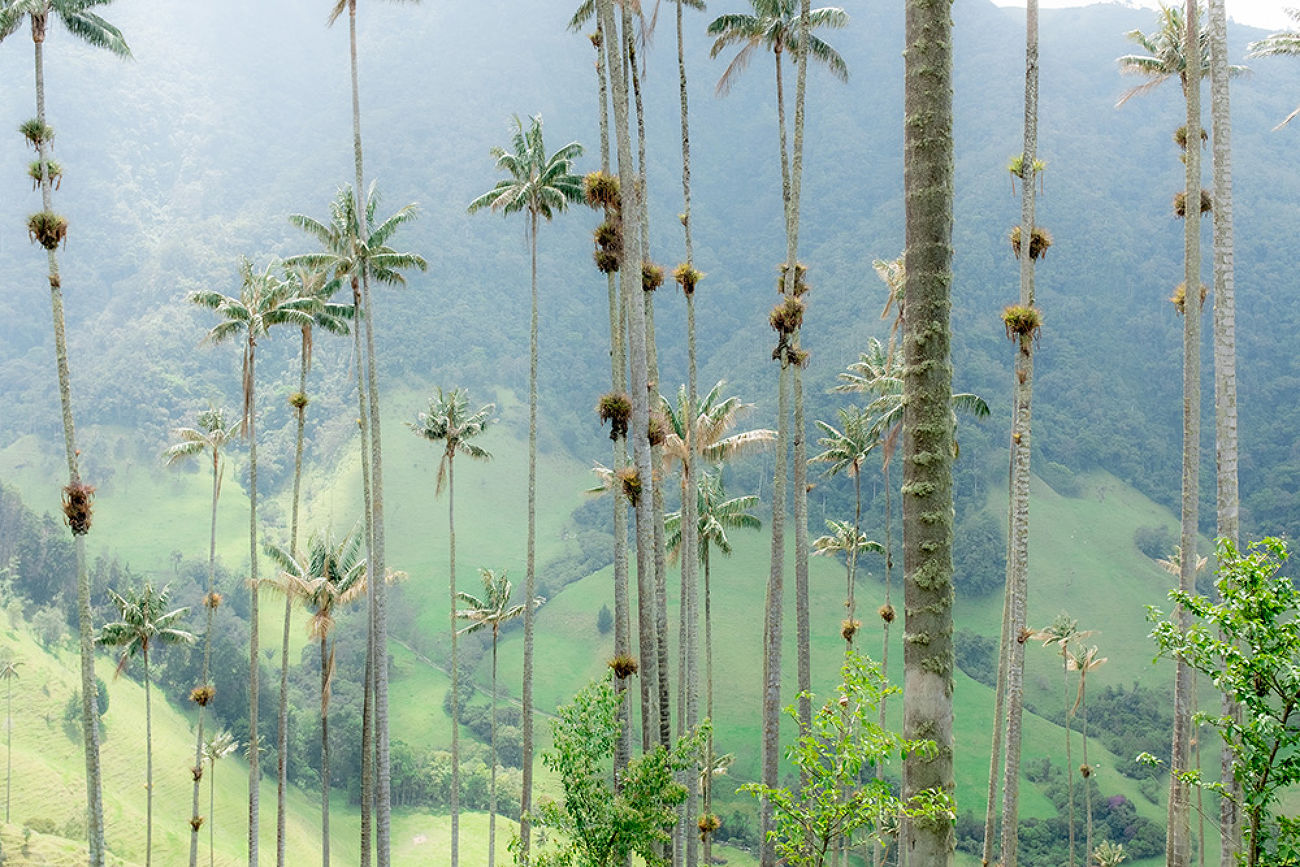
[[449, 453, 461, 866], [1207, 1, 1242, 860], [761, 360, 790, 867], [189, 439, 223, 867], [247, 338, 262, 867], [998, 2, 1040, 864], [1167, 1, 1202, 863]]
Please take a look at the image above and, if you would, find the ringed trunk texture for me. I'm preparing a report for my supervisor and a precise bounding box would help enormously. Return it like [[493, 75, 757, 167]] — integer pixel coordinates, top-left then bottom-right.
[[1207, 0, 1242, 859], [1167, 2, 1202, 865], [902, 0, 957, 859], [246, 341, 262, 867], [999, 2, 1040, 864], [189, 446, 222, 866], [761, 360, 790, 867]]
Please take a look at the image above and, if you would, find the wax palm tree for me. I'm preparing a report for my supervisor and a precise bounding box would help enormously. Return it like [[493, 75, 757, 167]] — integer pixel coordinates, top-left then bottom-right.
[[189, 261, 317, 864], [0, 658, 19, 823], [164, 406, 239, 867], [0, 6, 129, 861], [1116, 9, 1228, 863], [273, 267, 351, 860], [202, 732, 238, 867], [286, 181, 424, 865], [1029, 614, 1096, 867], [1249, 8, 1300, 126], [1067, 644, 1108, 863], [469, 113, 581, 853], [1115, 3, 1246, 104], [97, 583, 194, 867], [265, 527, 366, 867], [409, 387, 494, 866], [455, 569, 533, 867], [991, 6, 1047, 863], [811, 407, 877, 646], [665, 470, 760, 864]]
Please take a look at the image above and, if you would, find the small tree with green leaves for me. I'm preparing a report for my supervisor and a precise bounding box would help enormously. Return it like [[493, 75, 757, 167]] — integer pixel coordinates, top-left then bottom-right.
[[1147, 537, 1300, 867], [522, 672, 703, 867], [740, 651, 955, 867]]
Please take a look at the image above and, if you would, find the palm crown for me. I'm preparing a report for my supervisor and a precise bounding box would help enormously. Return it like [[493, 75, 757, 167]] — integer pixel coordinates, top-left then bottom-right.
[[455, 569, 531, 639], [665, 470, 761, 560], [408, 388, 495, 495], [265, 527, 367, 642], [286, 183, 428, 290], [0, 0, 130, 54], [97, 583, 194, 671], [467, 114, 584, 228], [1115, 3, 1248, 104], [706, 0, 848, 94], [658, 380, 775, 477]]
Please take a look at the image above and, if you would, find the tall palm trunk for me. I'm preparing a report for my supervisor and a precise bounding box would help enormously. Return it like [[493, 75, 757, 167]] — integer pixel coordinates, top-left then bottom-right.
[[876, 458, 895, 867], [627, 30, 672, 754], [277, 331, 311, 866], [321, 634, 331, 867], [489, 632, 499, 867], [761, 360, 790, 867], [788, 0, 814, 744], [31, 29, 105, 866], [350, 273, 377, 867], [702, 543, 716, 867], [676, 4, 701, 859], [999, 3, 1040, 864], [190, 443, 222, 867], [902, 0, 957, 858], [519, 207, 541, 859], [145, 649, 154, 867], [593, 16, 634, 786], [208, 751, 218, 867], [448, 454, 461, 866], [345, 1, 394, 859], [5, 669, 12, 823], [1207, 0, 1241, 860], [604, 0, 656, 758], [1167, 3, 1202, 864], [1062, 650, 1075, 866], [246, 336, 263, 866]]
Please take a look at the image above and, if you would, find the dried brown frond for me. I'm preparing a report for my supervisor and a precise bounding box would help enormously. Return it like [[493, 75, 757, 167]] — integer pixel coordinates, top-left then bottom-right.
[[769, 295, 805, 335], [616, 466, 642, 506], [190, 684, 215, 707], [609, 653, 639, 678], [878, 604, 895, 624], [583, 171, 620, 209], [61, 483, 95, 535], [1009, 225, 1053, 260], [1172, 189, 1213, 217], [28, 211, 68, 251], [647, 411, 668, 447], [204, 591, 223, 609], [594, 249, 620, 274], [642, 262, 665, 292], [841, 618, 861, 641]]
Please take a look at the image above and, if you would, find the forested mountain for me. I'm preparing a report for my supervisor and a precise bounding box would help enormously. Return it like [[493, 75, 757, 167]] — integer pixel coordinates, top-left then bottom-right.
[[0, 0, 1298, 863], [0, 0, 1296, 540]]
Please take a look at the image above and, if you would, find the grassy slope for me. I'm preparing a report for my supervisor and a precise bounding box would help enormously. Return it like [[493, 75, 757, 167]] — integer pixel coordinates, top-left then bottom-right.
[[0, 408, 1246, 865]]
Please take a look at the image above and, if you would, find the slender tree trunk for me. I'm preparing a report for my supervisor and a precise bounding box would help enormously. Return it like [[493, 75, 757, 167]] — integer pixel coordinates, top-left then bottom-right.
[[32, 33, 105, 866], [346, 0, 394, 854], [1168, 3, 1202, 864], [145, 651, 153, 867], [676, 6, 701, 863], [322, 636, 331, 867], [982, 509, 1013, 867], [789, 0, 814, 745], [190, 447, 222, 867], [209, 755, 217, 867], [247, 339, 262, 867], [877, 458, 895, 867], [5, 673, 11, 824], [1207, 1, 1242, 861], [594, 15, 634, 787], [351, 273, 376, 867], [277, 334, 311, 867], [702, 544, 715, 867], [1000, 3, 1040, 863], [1064, 653, 1075, 867], [761, 359, 790, 867], [489, 635, 498, 867], [449, 454, 461, 867], [902, 0, 957, 857], [520, 206, 541, 860], [604, 0, 656, 759], [626, 30, 672, 758], [1082, 672, 1093, 864]]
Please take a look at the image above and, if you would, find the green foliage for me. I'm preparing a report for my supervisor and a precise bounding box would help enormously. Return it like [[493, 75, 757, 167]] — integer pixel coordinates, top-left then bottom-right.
[[953, 511, 1005, 598], [1134, 524, 1177, 561], [596, 603, 613, 635], [524, 673, 702, 867], [740, 651, 954, 866], [1148, 537, 1300, 866]]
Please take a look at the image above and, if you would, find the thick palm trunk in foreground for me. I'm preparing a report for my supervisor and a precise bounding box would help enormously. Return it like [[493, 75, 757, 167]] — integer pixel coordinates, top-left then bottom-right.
[[901, 0, 957, 860]]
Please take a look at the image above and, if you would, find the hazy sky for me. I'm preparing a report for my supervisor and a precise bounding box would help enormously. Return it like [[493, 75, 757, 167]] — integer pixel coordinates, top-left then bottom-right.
[[989, 0, 1296, 31]]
